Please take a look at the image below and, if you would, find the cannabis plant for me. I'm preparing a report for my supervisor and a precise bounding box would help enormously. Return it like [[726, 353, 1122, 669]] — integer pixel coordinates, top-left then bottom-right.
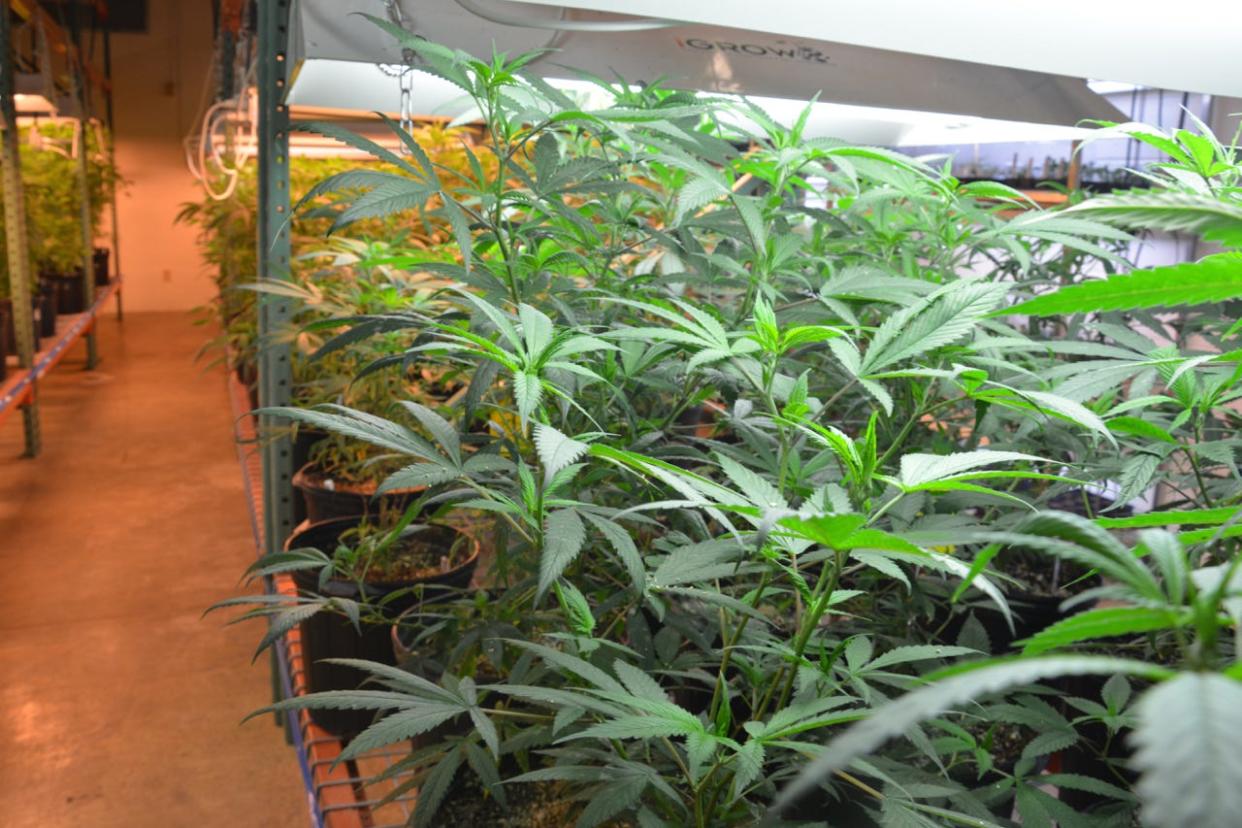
[[226, 27, 1242, 828], [777, 121, 1242, 828]]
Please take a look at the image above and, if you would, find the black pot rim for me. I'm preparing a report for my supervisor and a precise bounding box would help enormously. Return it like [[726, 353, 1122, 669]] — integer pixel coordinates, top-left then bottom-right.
[[292, 460, 424, 498], [285, 515, 481, 594]]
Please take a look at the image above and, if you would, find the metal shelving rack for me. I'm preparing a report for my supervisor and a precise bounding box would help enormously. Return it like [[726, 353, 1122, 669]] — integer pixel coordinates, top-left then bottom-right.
[[0, 0, 123, 455], [0, 277, 119, 425], [212, 2, 425, 820], [227, 367, 420, 828]]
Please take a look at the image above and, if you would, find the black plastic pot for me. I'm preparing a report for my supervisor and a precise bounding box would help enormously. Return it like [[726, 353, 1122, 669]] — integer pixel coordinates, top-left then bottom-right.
[[933, 488, 1131, 652], [287, 517, 480, 738], [234, 362, 259, 411], [937, 589, 1077, 655], [292, 462, 420, 524], [46, 270, 86, 314], [777, 779, 879, 826], [36, 288, 57, 338], [0, 297, 46, 356], [93, 248, 110, 286], [290, 430, 328, 526]]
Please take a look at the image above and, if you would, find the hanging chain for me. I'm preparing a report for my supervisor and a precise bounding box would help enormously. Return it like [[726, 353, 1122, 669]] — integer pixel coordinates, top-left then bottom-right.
[[399, 64, 415, 136], [383, 0, 418, 146]]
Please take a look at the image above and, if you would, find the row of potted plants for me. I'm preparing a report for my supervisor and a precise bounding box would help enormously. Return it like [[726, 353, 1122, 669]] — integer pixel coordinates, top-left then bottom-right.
[[0, 121, 117, 379], [207, 31, 1242, 828]]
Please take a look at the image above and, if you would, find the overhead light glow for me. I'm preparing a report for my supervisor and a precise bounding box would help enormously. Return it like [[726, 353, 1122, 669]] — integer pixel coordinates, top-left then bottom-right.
[[286, 59, 1094, 148], [14, 93, 56, 115]]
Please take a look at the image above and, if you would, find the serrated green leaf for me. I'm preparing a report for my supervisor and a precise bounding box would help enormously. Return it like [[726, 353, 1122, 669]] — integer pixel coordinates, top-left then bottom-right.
[[1067, 190, 1242, 248], [1108, 416, 1178, 444], [534, 423, 589, 483], [1021, 606, 1185, 655], [412, 745, 465, 828], [513, 371, 544, 427], [1095, 507, 1240, 529], [899, 450, 1045, 488], [866, 645, 979, 672], [1133, 673, 1242, 828], [771, 656, 1172, 814], [539, 509, 587, 601], [861, 281, 1005, 374], [397, 401, 460, 465], [553, 580, 597, 636], [614, 659, 668, 702], [342, 703, 466, 758], [581, 513, 646, 596], [778, 514, 867, 549], [377, 462, 458, 493], [1006, 253, 1242, 317]]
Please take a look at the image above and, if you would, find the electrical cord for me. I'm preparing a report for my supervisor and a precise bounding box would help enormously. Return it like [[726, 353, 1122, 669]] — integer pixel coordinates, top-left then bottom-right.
[[452, 0, 678, 32], [184, 14, 259, 201]]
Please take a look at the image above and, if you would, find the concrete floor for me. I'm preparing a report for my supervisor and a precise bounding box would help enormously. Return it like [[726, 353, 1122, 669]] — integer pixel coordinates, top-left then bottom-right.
[[0, 312, 307, 827]]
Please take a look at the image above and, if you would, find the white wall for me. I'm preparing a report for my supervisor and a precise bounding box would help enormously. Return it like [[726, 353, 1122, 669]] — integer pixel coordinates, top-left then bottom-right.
[[108, 0, 218, 312]]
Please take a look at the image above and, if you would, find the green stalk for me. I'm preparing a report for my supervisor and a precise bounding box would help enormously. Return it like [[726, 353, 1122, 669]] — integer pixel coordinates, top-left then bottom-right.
[[770, 548, 845, 713], [707, 570, 772, 728]]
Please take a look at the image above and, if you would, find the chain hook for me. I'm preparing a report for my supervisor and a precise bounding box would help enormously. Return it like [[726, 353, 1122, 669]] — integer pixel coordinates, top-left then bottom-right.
[[381, 0, 419, 152]]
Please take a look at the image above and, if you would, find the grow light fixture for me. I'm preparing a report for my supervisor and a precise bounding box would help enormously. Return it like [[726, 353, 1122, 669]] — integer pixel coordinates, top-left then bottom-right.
[[14, 71, 56, 115], [510, 0, 1242, 98], [282, 59, 1095, 148], [286, 0, 1126, 133], [14, 92, 55, 115]]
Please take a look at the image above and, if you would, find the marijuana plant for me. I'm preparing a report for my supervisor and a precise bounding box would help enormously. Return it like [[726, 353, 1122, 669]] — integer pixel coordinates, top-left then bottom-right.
[[222, 30, 1242, 828]]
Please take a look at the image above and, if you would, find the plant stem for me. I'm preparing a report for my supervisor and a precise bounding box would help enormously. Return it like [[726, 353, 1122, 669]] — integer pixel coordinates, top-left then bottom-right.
[[707, 569, 772, 728], [774, 549, 844, 711], [1184, 438, 1217, 508]]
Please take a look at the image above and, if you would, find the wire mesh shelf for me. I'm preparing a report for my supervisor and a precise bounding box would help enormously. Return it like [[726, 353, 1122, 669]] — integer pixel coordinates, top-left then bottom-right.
[[227, 369, 419, 828]]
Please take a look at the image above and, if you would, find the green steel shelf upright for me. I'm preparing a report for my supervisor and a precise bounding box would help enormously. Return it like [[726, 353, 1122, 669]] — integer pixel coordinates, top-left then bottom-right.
[[68, 2, 96, 368], [0, 2, 40, 456], [1, 1, 122, 454], [256, 0, 294, 555], [102, 19, 121, 320]]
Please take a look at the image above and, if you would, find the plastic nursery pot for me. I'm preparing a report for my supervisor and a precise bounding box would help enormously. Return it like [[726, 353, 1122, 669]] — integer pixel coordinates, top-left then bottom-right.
[[292, 461, 421, 524], [290, 429, 327, 526], [234, 361, 259, 411], [36, 288, 57, 338], [92, 248, 110, 287], [776, 774, 879, 827], [389, 596, 498, 752], [45, 270, 86, 315], [287, 517, 481, 739], [390, 584, 498, 666], [0, 297, 37, 357]]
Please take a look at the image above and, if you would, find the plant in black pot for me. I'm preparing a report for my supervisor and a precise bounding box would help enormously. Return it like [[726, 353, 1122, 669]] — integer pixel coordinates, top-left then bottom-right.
[[269, 239, 462, 522], [34, 279, 56, 338], [226, 503, 480, 739], [25, 122, 119, 311], [223, 32, 1153, 825], [288, 333, 464, 522], [0, 207, 50, 357]]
